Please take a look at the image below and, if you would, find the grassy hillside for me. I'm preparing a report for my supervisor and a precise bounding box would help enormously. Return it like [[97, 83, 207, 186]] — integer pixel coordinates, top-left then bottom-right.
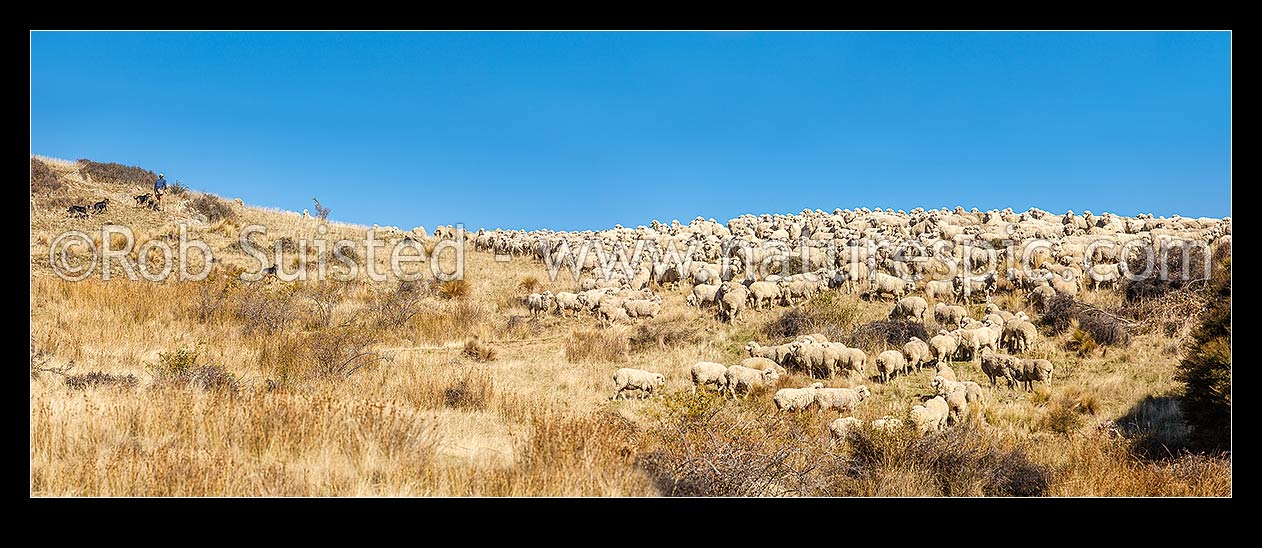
[[29, 157, 1230, 496]]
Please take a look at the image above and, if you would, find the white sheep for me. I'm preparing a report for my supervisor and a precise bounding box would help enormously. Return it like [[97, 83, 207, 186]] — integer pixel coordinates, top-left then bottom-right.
[[870, 416, 904, 431], [889, 296, 928, 323], [934, 362, 958, 382], [933, 302, 968, 328], [552, 291, 584, 317], [724, 365, 780, 399], [747, 281, 783, 309], [773, 382, 824, 412], [929, 332, 959, 365], [622, 299, 661, 319], [689, 362, 729, 395], [688, 283, 721, 308], [745, 341, 794, 366], [931, 375, 984, 424], [740, 357, 787, 377], [1017, 358, 1054, 391], [875, 350, 908, 383], [814, 385, 871, 414], [902, 337, 932, 370], [829, 417, 864, 441], [612, 368, 665, 400], [909, 396, 950, 433], [979, 348, 1021, 388], [526, 291, 554, 317]]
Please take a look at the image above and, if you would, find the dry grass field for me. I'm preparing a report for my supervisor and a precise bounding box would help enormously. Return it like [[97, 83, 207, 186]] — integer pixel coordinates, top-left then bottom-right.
[[29, 157, 1230, 496]]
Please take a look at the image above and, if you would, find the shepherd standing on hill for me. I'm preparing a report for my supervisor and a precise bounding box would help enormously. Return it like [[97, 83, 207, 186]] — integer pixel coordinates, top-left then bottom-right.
[[153, 173, 168, 209]]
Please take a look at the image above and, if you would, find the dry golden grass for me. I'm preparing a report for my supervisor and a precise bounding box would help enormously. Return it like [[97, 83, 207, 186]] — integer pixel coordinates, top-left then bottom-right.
[[29, 162, 1229, 496]]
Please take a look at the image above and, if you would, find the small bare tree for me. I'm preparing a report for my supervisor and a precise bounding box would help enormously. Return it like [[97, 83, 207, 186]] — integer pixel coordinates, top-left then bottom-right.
[[312, 197, 331, 221]]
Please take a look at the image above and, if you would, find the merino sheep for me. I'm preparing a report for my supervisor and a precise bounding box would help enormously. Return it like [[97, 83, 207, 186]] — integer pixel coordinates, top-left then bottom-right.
[[889, 296, 928, 323], [835, 346, 868, 375], [552, 291, 584, 317], [1028, 285, 1058, 311], [933, 302, 968, 328], [789, 341, 834, 378], [871, 416, 904, 431], [747, 281, 783, 310], [612, 368, 665, 400], [526, 291, 554, 317], [724, 365, 781, 398], [909, 396, 950, 433], [745, 341, 794, 367], [875, 350, 908, 383], [955, 326, 999, 362], [979, 349, 1021, 388], [1017, 358, 1054, 391], [929, 332, 960, 365], [870, 272, 915, 300], [622, 299, 661, 319], [740, 357, 787, 377], [814, 385, 871, 414], [773, 383, 824, 412], [690, 362, 729, 395], [717, 282, 749, 323], [902, 337, 932, 370], [689, 283, 721, 308], [924, 279, 955, 302], [934, 362, 958, 382], [829, 417, 864, 440]]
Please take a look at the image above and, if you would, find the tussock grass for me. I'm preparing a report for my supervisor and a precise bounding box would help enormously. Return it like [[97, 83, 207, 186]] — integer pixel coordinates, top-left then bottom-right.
[[565, 328, 629, 363]]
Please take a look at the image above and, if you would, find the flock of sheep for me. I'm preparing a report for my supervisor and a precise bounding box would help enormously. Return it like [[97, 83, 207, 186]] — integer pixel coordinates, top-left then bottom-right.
[[470, 205, 1229, 437], [488, 205, 1227, 326], [612, 297, 1048, 439]]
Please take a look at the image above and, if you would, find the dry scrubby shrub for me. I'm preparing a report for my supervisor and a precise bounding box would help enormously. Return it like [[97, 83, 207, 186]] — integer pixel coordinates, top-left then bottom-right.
[[148, 349, 240, 394], [843, 424, 1050, 496], [234, 284, 301, 335], [637, 394, 835, 496], [763, 292, 862, 342], [1041, 296, 1132, 349], [565, 329, 628, 363], [629, 314, 706, 352], [463, 337, 498, 362], [1123, 242, 1217, 302], [1039, 294, 1076, 335], [168, 181, 188, 195], [189, 194, 237, 222], [843, 320, 929, 353], [75, 159, 157, 186], [64, 371, 139, 390], [302, 279, 350, 329], [260, 328, 386, 388], [443, 368, 495, 410], [368, 280, 428, 329], [31, 158, 66, 194]]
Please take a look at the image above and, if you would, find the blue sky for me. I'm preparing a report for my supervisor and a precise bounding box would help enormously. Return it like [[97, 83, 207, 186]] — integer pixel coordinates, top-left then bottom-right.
[[31, 31, 1230, 230]]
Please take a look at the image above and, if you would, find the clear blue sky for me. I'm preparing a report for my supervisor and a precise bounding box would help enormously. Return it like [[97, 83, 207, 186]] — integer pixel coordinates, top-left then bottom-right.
[[31, 31, 1231, 230]]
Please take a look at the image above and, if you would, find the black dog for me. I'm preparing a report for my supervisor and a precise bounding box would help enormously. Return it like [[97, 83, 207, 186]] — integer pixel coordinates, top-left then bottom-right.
[[134, 193, 152, 206], [66, 205, 88, 218], [91, 198, 110, 214]]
